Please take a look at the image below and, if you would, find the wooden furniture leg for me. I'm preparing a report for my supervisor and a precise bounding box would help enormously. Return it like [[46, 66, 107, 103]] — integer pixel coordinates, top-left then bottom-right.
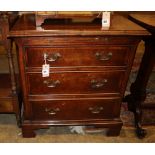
[[6, 37, 21, 127], [124, 37, 155, 138], [22, 125, 36, 138], [1, 12, 21, 127], [107, 125, 122, 136]]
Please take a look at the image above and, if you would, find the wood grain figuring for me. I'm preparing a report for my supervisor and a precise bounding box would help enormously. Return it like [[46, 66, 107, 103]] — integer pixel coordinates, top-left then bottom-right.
[[9, 13, 150, 37], [27, 71, 125, 95], [25, 46, 130, 67], [20, 36, 141, 46], [31, 98, 121, 120], [129, 13, 155, 27], [0, 99, 13, 112], [10, 13, 150, 137]]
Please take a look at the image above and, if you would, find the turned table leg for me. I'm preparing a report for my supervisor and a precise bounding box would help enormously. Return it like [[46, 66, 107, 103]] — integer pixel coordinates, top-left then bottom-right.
[[2, 13, 21, 127], [124, 37, 155, 138], [7, 39, 21, 127]]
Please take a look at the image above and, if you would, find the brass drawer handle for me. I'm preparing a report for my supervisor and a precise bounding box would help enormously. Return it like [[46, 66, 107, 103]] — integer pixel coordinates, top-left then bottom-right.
[[44, 52, 61, 62], [91, 79, 108, 89], [95, 52, 112, 61], [89, 106, 104, 114], [45, 108, 60, 115], [43, 79, 60, 88]]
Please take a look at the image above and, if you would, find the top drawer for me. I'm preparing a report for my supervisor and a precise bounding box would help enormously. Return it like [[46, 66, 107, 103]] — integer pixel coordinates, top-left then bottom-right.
[[24, 46, 130, 68]]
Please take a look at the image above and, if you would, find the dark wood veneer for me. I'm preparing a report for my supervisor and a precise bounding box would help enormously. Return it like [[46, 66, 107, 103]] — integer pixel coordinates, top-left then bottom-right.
[[27, 71, 125, 95], [31, 98, 121, 120], [20, 36, 141, 46], [9, 13, 150, 137], [25, 46, 130, 67]]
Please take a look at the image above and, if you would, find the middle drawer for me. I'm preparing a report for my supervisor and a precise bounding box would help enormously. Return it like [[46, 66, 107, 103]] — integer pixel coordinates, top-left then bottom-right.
[[27, 71, 125, 95], [25, 46, 130, 67]]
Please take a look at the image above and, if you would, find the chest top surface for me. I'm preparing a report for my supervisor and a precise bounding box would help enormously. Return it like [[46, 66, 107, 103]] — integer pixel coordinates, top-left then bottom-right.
[[9, 13, 150, 37]]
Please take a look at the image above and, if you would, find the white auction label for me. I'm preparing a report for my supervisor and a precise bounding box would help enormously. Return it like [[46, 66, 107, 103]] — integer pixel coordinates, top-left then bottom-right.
[[102, 12, 110, 30], [42, 64, 50, 77]]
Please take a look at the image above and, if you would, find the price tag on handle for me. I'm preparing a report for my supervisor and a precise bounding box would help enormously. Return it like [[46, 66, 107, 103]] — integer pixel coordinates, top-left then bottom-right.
[[42, 64, 50, 77], [42, 53, 50, 77]]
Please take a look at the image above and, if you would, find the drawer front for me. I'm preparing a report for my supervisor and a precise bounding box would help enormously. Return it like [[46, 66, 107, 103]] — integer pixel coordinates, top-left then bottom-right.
[[25, 46, 130, 67], [27, 71, 125, 95], [31, 98, 121, 120]]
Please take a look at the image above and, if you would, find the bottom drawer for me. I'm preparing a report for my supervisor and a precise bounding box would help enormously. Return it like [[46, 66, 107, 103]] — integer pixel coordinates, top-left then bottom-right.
[[31, 98, 121, 120]]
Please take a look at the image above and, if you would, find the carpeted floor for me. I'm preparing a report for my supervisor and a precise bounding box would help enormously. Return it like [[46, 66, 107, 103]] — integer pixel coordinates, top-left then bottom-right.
[[0, 114, 155, 143]]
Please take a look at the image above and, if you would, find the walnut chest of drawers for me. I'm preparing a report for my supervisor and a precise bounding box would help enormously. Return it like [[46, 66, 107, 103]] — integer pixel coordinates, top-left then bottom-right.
[[9, 13, 150, 137]]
